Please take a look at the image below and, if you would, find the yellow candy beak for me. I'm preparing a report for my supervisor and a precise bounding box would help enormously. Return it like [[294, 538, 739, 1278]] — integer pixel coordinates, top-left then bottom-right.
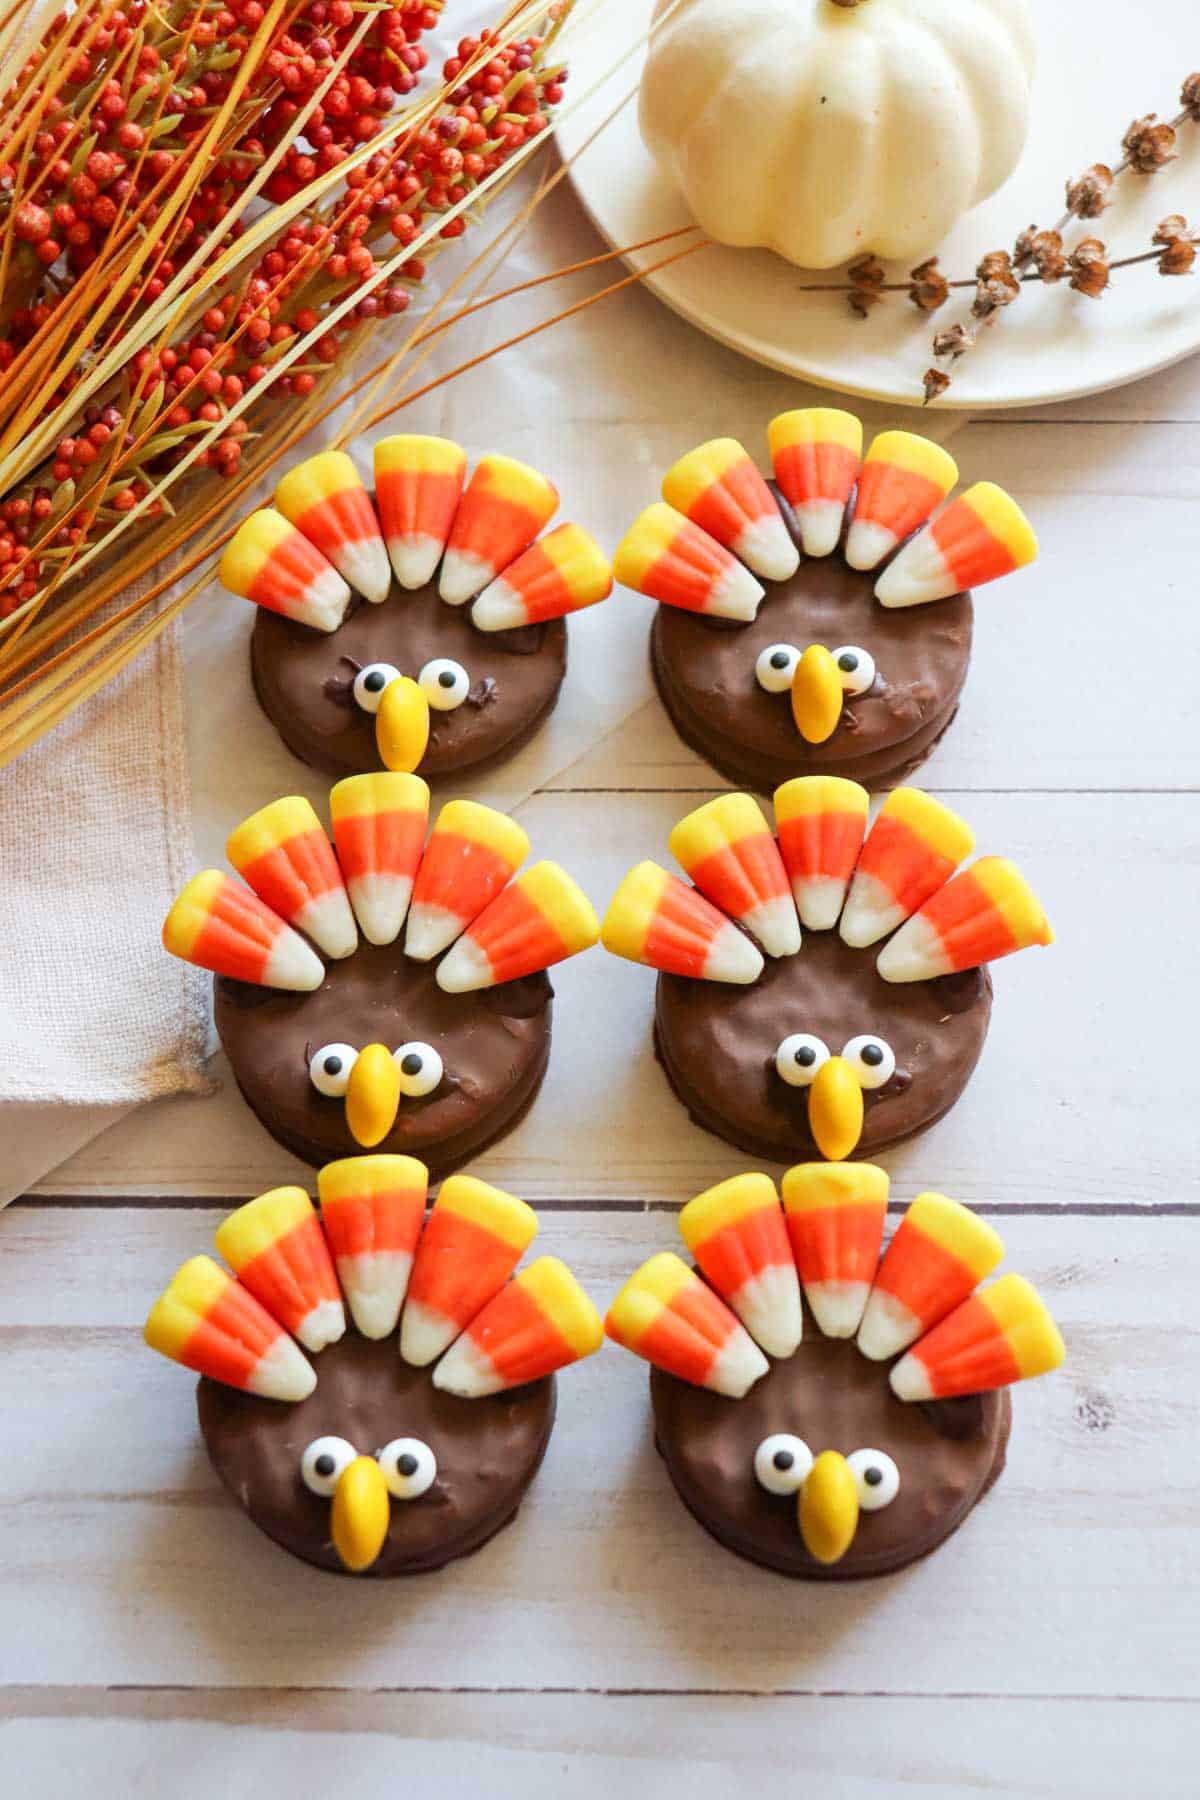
[[808, 1055, 864, 1161], [799, 1450, 859, 1565], [376, 674, 430, 773], [331, 1454, 390, 1572], [791, 644, 843, 745], [345, 1043, 401, 1148]]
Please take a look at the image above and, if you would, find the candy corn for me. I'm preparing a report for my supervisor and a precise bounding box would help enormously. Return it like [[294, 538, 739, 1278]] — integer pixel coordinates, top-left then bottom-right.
[[226, 795, 357, 961], [678, 1173, 802, 1359], [877, 855, 1053, 982], [767, 408, 863, 557], [858, 1192, 1005, 1361], [433, 1256, 603, 1397], [330, 772, 429, 946], [318, 1154, 428, 1339], [840, 788, 975, 949], [471, 522, 613, 631], [436, 861, 600, 993], [144, 1255, 316, 1401], [218, 507, 351, 633], [845, 431, 958, 572], [163, 870, 324, 991], [773, 776, 870, 931], [439, 453, 558, 604], [876, 482, 1038, 608], [781, 1162, 889, 1338], [605, 1252, 768, 1398], [661, 437, 800, 582], [668, 793, 800, 959], [274, 450, 390, 604], [400, 1175, 538, 1366], [613, 502, 764, 622], [890, 1273, 1065, 1401], [214, 1186, 345, 1354], [405, 800, 529, 962], [374, 434, 467, 589], [601, 861, 764, 984]]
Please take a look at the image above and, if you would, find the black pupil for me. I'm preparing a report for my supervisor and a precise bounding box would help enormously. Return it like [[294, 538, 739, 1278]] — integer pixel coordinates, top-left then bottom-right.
[[864, 1466, 883, 1486], [770, 651, 790, 669], [401, 1053, 423, 1075], [772, 1449, 794, 1471], [438, 669, 457, 688], [861, 1043, 884, 1066], [365, 670, 386, 691], [323, 1055, 342, 1075], [838, 652, 859, 672], [398, 1453, 419, 1477], [794, 1045, 816, 1066], [314, 1454, 336, 1477]]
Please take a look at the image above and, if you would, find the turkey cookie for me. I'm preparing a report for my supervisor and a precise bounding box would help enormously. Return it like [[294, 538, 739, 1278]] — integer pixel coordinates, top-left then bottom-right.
[[145, 1163, 603, 1576], [162, 779, 599, 1172], [600, 784, 1052, 1163], [606, 1168, 1064, 1578], [613, 414, 1038, 792], [220, 439, 613, 780]]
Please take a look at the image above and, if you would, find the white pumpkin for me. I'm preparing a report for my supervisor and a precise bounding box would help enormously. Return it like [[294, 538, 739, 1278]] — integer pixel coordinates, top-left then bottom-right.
[[639, 0, 1035, 269]]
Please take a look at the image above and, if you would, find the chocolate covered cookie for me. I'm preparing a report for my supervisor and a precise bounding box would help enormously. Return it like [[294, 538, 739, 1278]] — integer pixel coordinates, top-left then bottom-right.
[[614, 413, 1038, 792], [145, 1164, 603, 1576], [606, 1168, 1064, 1578], [163, 779, 600, 1174], [601, 784, 1052, 1165], [219, 439, 612, 781]]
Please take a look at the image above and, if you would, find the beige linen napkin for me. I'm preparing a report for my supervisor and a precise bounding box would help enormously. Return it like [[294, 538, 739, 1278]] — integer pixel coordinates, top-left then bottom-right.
[[0, 599, 212, 1203]]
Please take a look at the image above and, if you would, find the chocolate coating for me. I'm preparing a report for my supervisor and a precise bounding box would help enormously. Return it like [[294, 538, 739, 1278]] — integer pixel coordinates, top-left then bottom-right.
[[654, 927, 991, 1163], [214, 939, 553, 1174], [199, 1331, 556, 1576], [652, 1299, 1010, 1578], [650, 550, 972, 794], [251, 579, 567, 779]]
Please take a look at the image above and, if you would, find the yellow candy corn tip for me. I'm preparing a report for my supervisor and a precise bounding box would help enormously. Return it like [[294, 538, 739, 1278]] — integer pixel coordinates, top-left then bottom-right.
[[331, 1455, 391, 1572], [768, 408, 863, 457], [162, 870, 225, 958], [799, 1451, 859, 1565], [781, 1160, 889, 1216], [963, 482, 1039, 568], [807, 1057, 864, 1162], [375, 674, 430, 774], [226, 795, 321, 869], [214, 1186, 313, 1267], [791, 645, 844, 745], [345, 1044, 402, 1149]]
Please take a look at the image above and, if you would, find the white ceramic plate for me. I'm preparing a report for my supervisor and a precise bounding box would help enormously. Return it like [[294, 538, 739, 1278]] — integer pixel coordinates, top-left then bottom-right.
[[556, 0, 1200, 409]]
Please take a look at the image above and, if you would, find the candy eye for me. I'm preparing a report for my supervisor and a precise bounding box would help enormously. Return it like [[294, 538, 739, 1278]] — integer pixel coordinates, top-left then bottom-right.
[[301, 1435, 357, 1496], [353, 662, 402, 713], [309, 1042, 358, 1097], [841, 1034, 896, 1090], [831, 645, 876, 696], [847, 1447, 900, 1510], [775, 1032, 830, 1088], [418, 657, 470, 711], [377, 1436, 437, 1499], [754, 1433, 814, 1495], [393, 1040, 444, 1098], [755, 642, 801, 694]]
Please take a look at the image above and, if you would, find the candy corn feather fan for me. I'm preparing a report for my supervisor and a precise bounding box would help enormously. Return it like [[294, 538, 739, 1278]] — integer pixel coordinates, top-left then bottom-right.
[[146, 1161, 603, 1576], [163, 781, 600, 1171], [601, 783, 1053, 1164], [606, 1167, 1063, 1579]]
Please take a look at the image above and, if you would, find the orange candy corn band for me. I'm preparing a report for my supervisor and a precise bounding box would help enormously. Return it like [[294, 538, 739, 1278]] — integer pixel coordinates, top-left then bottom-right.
[[440, 453, 558, 605], [329, 772, 430, 948], [373, 434, 468, 589], [661, 437, 799, 583], [162, 870, 324, 992], [274, 450, 390, 605], [215, 1188, 344, 1354], [227, 796, 357, 962]]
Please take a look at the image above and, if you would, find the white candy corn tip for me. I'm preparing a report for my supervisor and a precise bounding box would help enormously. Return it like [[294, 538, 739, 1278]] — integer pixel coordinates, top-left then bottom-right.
[[876, 915, 949, 984], [742, 895, 802, 960], [404, 901, 464, 962], [857, 1290, 923, 1362], [470, 577, 525, 633], [347, 872, 413, 948], [296, 889, 358, 961], [709, 1329, 771, 1399], [297, 564, 354, 634], [294, 1296, 347, 1354], [388, 532, 445, 591], [889, 1353, 935, 1403], [710, 558, 765, 623], [733, 1265, 803, 1361], [399, 1297, 455, 1368], [263, 929, 325, 993], [805, 1279, 872, 1341], [335, 535, 392, 606], [844, 518, 899, 573], [435, 935, 493, 994], [733, 514, 800, 583], [839, 872, 905, 950], [796, 499, 845, 559], [793, 874, 850, 933], [245, 1335, 317, 1402], [439, 547, 494, 606], [703, 920, 766, 984], [431, 1334, 501, 1398], [874, 536, 952, 609], [336, 1250, 413, 1340]]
